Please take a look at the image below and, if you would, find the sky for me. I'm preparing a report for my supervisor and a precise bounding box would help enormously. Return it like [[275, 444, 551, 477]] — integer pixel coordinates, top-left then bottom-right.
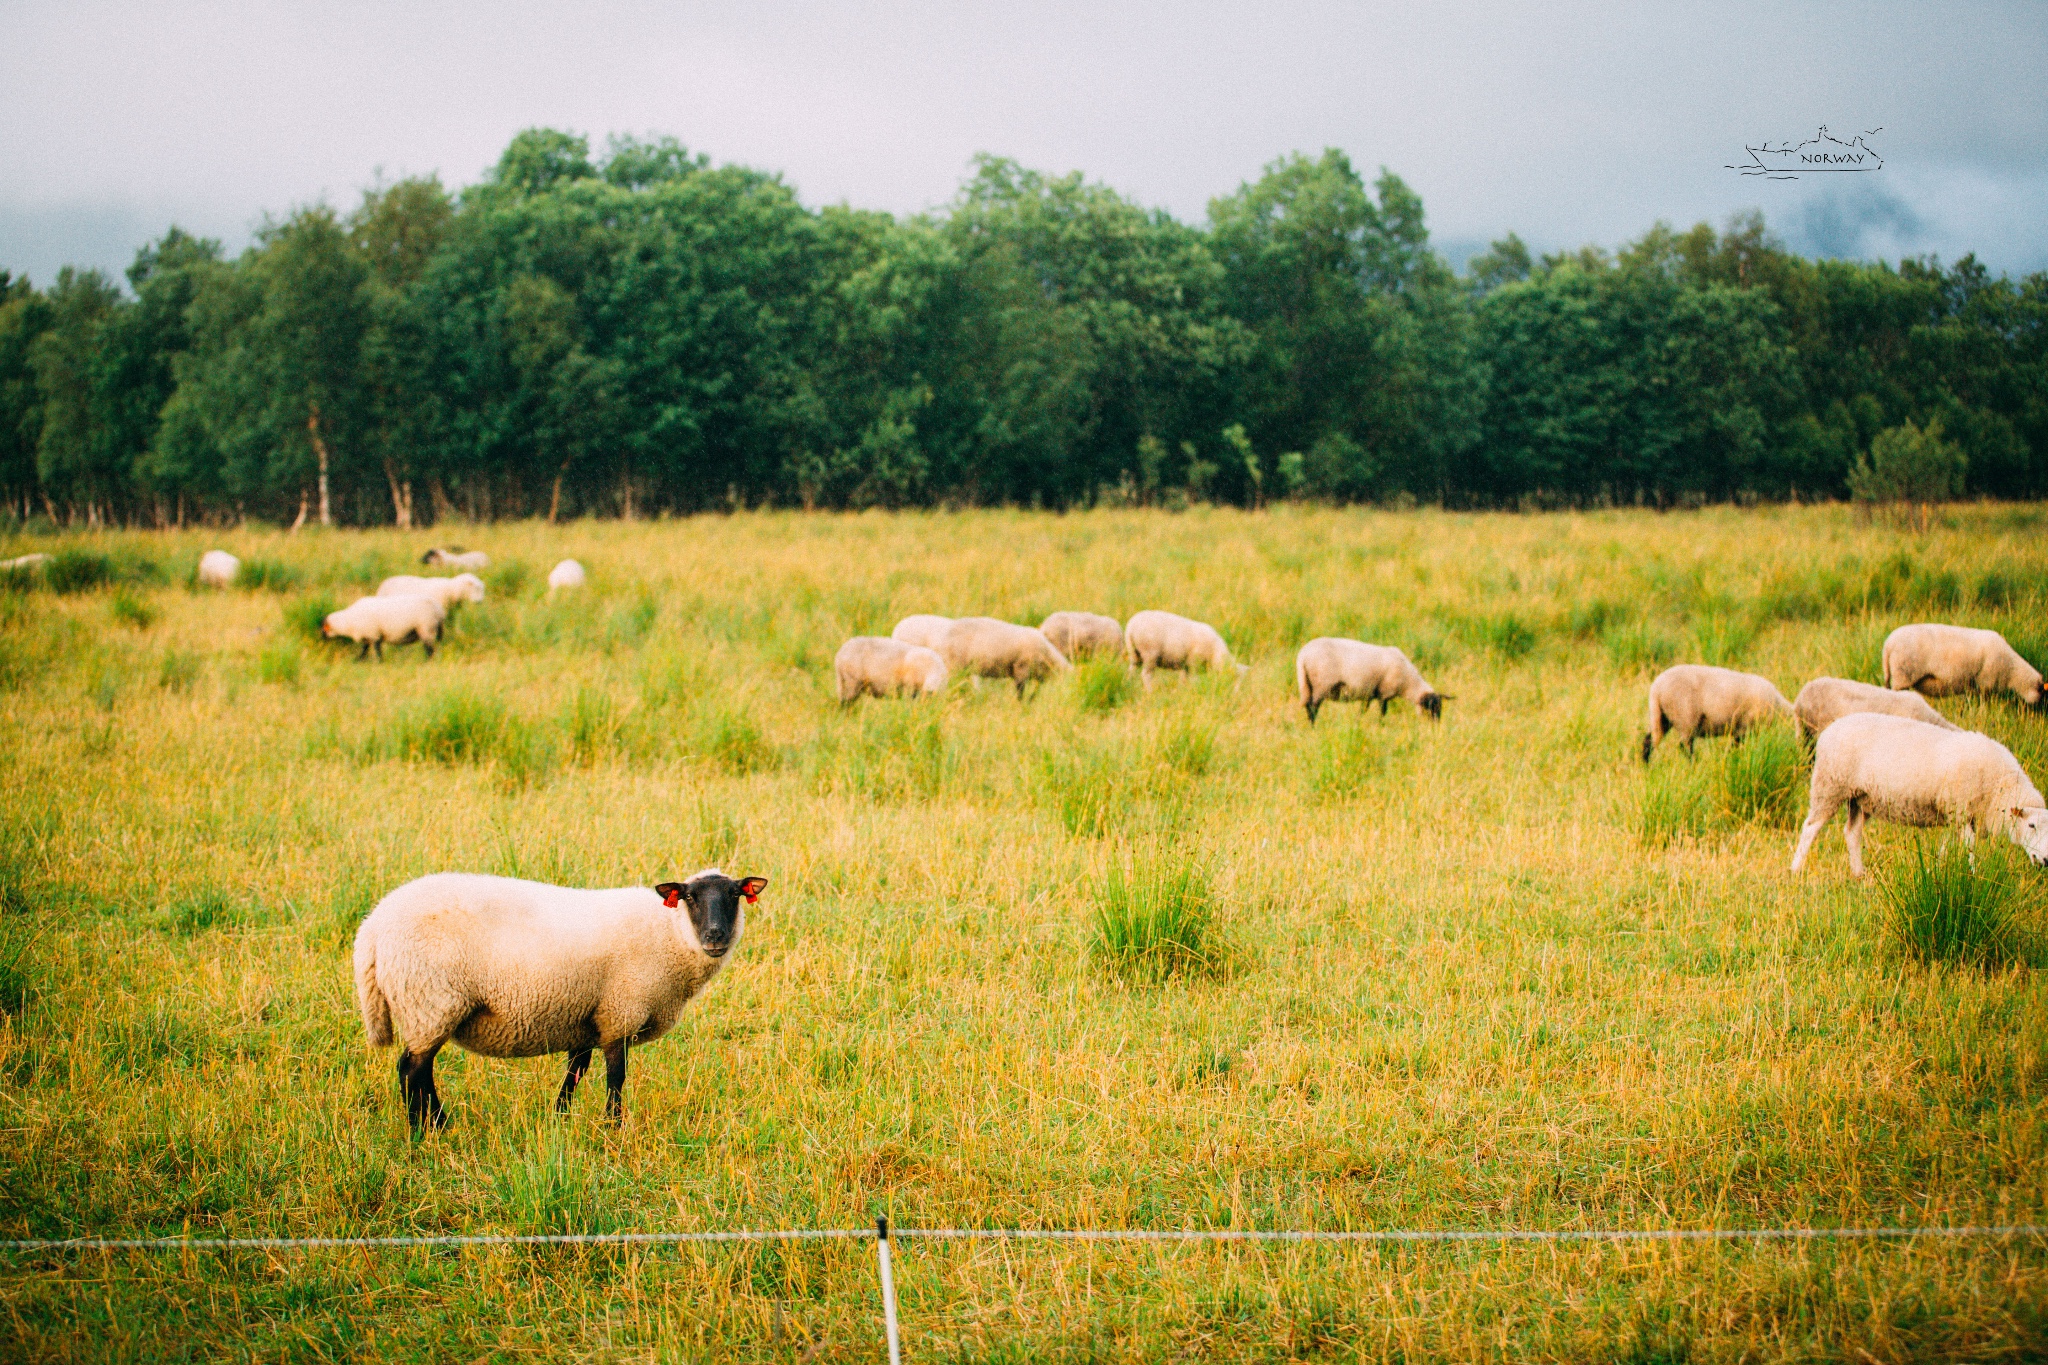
[[3, 0, 2044, 289]]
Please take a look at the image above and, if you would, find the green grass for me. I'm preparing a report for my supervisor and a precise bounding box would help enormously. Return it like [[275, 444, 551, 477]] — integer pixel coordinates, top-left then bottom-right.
[[1, 507, 2047, 1360], [1878, 840, 2042, 970], [1075, 654, 1137, 712]]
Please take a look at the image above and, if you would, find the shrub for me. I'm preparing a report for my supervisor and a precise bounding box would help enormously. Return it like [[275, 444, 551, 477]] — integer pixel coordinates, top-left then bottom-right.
[[1075, 655, 1136, 713], [109, 590, 156, 630], [1092, 850, 1218, 984], [1878, 842, 2038, 970], [44, 549, 112, 594], [1849, 418, 1966, 522], [284, 594, 339, 643], [1722, 725, 1806, 829]]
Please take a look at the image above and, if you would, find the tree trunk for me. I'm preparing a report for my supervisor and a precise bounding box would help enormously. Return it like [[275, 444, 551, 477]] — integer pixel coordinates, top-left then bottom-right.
[[549, 458, 572, 524], [290, 489, 309, 533], [308, 401, 332, 527], [384, 458, 413, 529], [429, 477, 454, 524]]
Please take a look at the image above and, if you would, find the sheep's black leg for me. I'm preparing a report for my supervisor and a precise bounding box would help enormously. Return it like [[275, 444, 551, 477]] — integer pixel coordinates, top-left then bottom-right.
[[557, 1048, 593, 1112], [1304, 697, 1318, 725], [357, 641, 371, 662], [373, 639, 384, 662], [1379, 697, 1390, 716], [602, 1039, 628, 1124], [400, 1045, 449, 1133]]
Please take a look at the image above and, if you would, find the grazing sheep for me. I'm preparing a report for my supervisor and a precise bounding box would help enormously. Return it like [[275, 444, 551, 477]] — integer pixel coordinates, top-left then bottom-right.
[[937, 617, 1070, 698], [548, 559, 586, 590], [1641, 664, 1794, 761], [0, 552, 50, 573], [1039, 611, 1126, 661], [197, 550, 239, 588], [1296, 638, 1445, 723], [835, 636, 949, 704], [321, 594, 446, 661], [890, 615, 954, 652], [1793, 676, 1961, 738], [376, 572, 485, 612], [1882, 623, 2044, 708], [1790, 712, 2048, 875], [1124, 610, 1247, 689], [421, 547, 489, 571], [354, 868, 767, 1129]]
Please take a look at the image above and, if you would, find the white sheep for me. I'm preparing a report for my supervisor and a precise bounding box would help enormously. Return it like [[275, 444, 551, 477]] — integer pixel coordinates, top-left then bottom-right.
[[890, 615, 954, 652], [1039, 611, 1126, 661], [321, 594, 446, 661], [938, 617, 1070, 698], [1125, 610, 1247, 689], [197, 550, 239, 588], [1790, 712, 2048, 875], [354, 868, 767, 1128], [1793, 676, 1961, 738], [1641, 664, 1794, 761], [0, 552, 50, 573], [376, 572, 485, 612], [1295, 638, 1445, 723], [548, 559, 586, 590], [421, 547, 489, 571], [1883, 623, 2044, 708], [835, 636, 949, 703]]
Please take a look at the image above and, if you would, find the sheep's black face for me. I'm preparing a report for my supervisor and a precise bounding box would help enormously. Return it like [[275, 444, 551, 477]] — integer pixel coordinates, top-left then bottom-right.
[[658, 874, 767, 958], [1420, 692, 1442, 720]]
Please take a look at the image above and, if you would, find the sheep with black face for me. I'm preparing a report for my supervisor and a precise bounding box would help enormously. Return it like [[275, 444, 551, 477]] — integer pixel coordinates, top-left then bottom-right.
[[353, 867, 766, 1130]]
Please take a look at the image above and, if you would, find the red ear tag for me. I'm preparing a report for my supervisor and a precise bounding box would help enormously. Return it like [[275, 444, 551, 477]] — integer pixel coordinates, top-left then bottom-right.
[[742, 890, 759, 904], [662, 888, 682, 908]]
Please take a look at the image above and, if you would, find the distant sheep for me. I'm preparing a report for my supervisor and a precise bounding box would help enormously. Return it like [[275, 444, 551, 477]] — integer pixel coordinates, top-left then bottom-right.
[[1296, 638, 1445, 723], [1125, 610, 1247, 688], [322, 595, 445, 661], [354, 868, 766, 1129], [376, 572, 485, 612], [938, 617, 1070, 698], [548, 559, 586, 590], [1791, 712, 2048, 875], [197, 550, 239, 588], [1883, 623, 2044, 709], [1793, 676, 1960, 738], [890, 615, 954, 652], [1641, 664, 1793, 761], [835, 636, 948, 703], [0, 553, 50, 573], [421, 547, 489, 571], [1039, 611, 1126, 661]]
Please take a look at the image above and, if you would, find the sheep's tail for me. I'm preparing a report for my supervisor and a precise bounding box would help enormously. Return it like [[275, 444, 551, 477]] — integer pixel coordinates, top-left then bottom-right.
[[1642, 689, 1666, 763], [1295, 652, 1311, 710], [354, 930, 393, 1048]]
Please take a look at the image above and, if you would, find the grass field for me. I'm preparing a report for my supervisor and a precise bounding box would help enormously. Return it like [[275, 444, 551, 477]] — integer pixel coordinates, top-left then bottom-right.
[[2, 504, 2047, 1362]]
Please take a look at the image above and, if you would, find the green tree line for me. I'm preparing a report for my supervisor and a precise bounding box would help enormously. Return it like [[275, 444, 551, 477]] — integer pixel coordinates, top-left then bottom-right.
[[3, 128, 2044, 526]]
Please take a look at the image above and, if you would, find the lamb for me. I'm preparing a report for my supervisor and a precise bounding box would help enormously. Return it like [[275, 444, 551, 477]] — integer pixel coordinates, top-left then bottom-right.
[[354, 868, 767, 1129], [1882, 623, 2044, 708], [376, 572, 485, 612], [548, 559, 586, 590], [1039, 611, 1126, 661], [421, 547, 489, 571], [937, 617, 1070, 698], [321, 594, 446, 661], [197, 550, 239, 588], [1793, 676, 1961, 738], [1790, 712, 2048, 875], [835, 636, 949, 703], [1124, 610, 1247, 689], [890, 615, 954, 652], [1641, 664, 1794, 761], [1295, 638, 1445, 723]]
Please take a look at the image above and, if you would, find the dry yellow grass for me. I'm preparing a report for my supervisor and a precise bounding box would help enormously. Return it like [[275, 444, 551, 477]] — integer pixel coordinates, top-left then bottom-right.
[[0, 504, 2045, 1361]]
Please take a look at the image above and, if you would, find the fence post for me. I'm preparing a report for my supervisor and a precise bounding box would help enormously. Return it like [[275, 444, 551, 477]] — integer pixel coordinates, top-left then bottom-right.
[[875, 1216, 902, 1365]]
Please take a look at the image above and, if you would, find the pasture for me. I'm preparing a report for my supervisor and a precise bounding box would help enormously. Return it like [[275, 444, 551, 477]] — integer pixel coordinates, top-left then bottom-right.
[[1, 504, 2046, 1362]]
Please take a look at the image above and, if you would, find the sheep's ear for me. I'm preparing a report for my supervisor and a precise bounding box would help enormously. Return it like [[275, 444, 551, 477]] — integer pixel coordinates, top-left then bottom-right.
[[2014, 807, 2031, 820], [655, 881, 687, 909], [737, 876, 767, 903]]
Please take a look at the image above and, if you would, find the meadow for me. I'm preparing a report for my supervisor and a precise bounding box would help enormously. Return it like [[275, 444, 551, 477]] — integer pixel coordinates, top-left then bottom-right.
[[1, 503, 2046, 1363]]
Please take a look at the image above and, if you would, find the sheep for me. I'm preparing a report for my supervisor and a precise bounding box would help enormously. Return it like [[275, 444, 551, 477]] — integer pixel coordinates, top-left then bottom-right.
[[1124, 610, 1247, 689], [354, 868, 767, 1129], [835, 636, 949, 704], [0, 552, 50, 573], [548, 559, 586, 590], [376, 572, 485, 613], [1882, 623, 2044, 709], [890, 615, 954, 652], [421, 547, 489, 571], [937, 617, 1070, 698], [321, 594, 446, 661], [1039, 611, 1126, 661], [196, 551, 239, 588], [1640, 664, 1794, 761], [1793, 676, 1961, 738], [1790, 712, 2048, 875], [1295, 638, 1445, 723]]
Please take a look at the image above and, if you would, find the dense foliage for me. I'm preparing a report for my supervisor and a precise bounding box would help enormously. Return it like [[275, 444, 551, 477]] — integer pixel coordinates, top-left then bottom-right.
[[3, 130, 2044, 524]]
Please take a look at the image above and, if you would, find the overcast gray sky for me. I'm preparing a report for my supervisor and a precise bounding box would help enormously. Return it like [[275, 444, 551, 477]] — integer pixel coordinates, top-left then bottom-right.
[[3, 0, 2044, 288]]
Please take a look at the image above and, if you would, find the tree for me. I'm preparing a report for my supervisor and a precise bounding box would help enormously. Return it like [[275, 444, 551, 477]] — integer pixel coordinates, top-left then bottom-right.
[[28, 268, 126, 520], [0, 273, 52, 518], [1848, 417, 1966, 525]]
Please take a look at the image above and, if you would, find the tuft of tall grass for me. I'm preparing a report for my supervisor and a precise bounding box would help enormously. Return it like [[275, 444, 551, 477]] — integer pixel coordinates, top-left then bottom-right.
[[0, 922, 36, 1015], [256, 640, 301, 686], [283, 593, 339, 642], [109, 589, 156, 629], [1040, 745, 1138, 838], [1639, 758, 1721, 846], [494, 1128, 623, 1234], [692, 704, 776, 775], [1688, 614, 1756, 667], [1091, 849, 1218, 984], [1721, 725, 1806, 829], [157, 887, 247, 936], [1603, 621, 1677, 674], [376, 688, 556, 788], [486, 559, 532, 599], [1837, 623, 1889, 685], [1161, 718, 1217, 777], [1878, 842, 2040, 970], [44, 548, 113, 593], [1311, 721, 1415, 802], [1075, 655, 1137, 713], [812, 707, 951, 801], [156, 648, 200, 692], [235, 557, 302, 593]]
